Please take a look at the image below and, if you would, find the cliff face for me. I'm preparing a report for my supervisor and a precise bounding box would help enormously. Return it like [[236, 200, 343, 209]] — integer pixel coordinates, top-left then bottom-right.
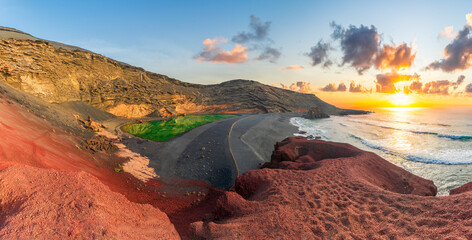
[[0, 27, 359, 118]]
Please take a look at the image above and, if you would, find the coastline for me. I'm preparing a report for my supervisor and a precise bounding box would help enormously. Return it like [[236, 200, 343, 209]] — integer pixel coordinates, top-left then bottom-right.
[[289, 110, 472, 196], [118, 112, 302, 188], [2, 100, 472, 239]]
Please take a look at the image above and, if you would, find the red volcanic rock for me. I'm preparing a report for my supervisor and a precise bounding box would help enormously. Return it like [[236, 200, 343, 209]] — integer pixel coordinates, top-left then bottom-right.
[[0, 96, 219, 239], [266, 137, 437, 196], [192, 137, 472, 239], [0, 165, 180, 239], [450, 182, 472, 195]]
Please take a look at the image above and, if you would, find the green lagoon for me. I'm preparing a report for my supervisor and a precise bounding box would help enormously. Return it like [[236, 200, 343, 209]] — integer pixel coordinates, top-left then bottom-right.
[[123, 115, 236, 142]]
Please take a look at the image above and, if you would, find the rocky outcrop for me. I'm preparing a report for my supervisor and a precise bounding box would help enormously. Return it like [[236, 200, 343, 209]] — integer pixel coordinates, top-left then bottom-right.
[[81, 135, 118, 153], [191, 137, 472, 239], [302, 106, 329, 119], [0, 87, 213, 239], [0, 165, 180, 240], [0, 28, 365, 118], [450, 182, 472, 195], [75, 115, 105, 132]]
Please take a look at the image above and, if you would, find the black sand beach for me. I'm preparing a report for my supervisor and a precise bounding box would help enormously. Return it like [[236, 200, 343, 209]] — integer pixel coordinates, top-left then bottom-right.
[[116, 113, 300, 188]]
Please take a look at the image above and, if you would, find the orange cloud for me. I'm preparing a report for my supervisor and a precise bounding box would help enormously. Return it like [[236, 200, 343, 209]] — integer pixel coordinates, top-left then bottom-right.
[[375, 72, 420, 93], [374, 43, 416, 71], [466, 83, 472, 94], [280, 81, 314, 93], [349, 81, 370, 93], [467, 13, 472, 28], [439, 26, 458, 38], [320, 83, 347, 92], [407, 75, 465, 95], [279, 65, 304, 70], [195, 37, 248, 64]]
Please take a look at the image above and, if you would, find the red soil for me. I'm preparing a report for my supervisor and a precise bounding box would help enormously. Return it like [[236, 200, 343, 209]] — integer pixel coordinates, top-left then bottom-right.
[[0, 165, 179, 239], [192, 137, 472, 239], [0, 97, 218, 239], [450, 182, 472, 195], [4, 93, 472, 239]]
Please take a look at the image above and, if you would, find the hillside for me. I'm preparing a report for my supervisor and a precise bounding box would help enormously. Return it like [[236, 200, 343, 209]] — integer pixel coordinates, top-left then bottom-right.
[[0, 27, 365, 118]]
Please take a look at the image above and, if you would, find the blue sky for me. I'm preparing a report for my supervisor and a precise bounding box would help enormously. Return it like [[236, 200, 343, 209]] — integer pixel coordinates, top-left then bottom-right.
[[1, 0, 471, 95]]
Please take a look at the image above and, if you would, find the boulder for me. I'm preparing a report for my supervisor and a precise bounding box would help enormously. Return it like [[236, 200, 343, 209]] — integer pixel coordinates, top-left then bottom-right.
[[302, 107, 329, 119]]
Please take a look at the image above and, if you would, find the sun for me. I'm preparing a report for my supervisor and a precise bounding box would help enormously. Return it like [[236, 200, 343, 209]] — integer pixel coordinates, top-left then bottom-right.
[[388, 92, 413, 106]]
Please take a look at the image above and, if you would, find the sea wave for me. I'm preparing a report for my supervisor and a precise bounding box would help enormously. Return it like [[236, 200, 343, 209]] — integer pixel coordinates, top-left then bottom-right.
[[365, 118, 451, 127], [348, 119, 472, 141], [290, 117, 328, 140], [350, 134, 472, 165]]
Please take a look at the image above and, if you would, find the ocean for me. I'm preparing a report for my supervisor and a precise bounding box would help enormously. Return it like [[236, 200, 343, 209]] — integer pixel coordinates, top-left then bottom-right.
[[290, 107, 472, 196]]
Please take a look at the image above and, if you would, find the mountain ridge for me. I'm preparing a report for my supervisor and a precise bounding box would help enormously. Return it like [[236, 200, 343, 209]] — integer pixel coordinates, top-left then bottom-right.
[[0, 27, 367, 118]]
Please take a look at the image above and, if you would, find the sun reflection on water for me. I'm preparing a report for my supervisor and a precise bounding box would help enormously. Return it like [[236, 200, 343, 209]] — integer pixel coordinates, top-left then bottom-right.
[[383, 107, 420, 152]]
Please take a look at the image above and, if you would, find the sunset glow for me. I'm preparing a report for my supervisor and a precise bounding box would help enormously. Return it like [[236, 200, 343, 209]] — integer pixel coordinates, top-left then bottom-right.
[[388, 92, 413, 106], [3, 1, 471, 109]]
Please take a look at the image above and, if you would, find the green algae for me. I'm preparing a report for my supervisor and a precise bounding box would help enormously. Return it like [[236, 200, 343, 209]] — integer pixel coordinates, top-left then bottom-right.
[[122, 115, 236, 142]]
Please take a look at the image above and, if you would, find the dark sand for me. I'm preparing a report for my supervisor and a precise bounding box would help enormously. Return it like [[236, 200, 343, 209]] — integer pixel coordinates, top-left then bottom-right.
[[118, 113, 301, 188]]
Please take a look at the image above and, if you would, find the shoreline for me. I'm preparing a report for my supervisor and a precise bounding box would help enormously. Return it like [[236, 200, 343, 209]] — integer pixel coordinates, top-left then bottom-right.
[[118, 112, 302, 189], [2, 97, 472, 239], [289, 111, 472, 196]]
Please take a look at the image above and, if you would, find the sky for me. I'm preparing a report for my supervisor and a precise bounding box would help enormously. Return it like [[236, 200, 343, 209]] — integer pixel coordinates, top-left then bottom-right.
[[1, 0, 472, 109]]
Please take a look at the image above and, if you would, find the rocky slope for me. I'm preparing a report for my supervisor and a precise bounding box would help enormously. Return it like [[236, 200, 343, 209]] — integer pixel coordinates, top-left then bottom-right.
[[192, 137, 472, 239], [0, 77, 219, 239], [0, 165, 180, 240], [0, 27, 365, 118]]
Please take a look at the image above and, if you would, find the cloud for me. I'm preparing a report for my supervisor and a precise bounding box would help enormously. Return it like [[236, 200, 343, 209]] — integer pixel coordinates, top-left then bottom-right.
[[424, 76, 464, 95], [256, 46, 281, 63], [320, 82, 347, 92], [231, 15, 281, 63], [306, 40, 333, 67], [466, 83, 472, 93], [427, 25, 472, 72], [409, 80, 423, 92], [337, 83, 347, 91], [279, 65, 304, 70], [349, 81, 370, 93], [407, 75, 465, 95], [423, 80, 454, 95], [467, 13, 472, 28], [455, 75, 466, 88], [374, 43, 416, 71], [330, 22, 380, 74], [232, 15, 271, 44], [439, 26, 458, 38], [375, 72, 420, 93], [281, 81, 314, 93], [195, 37, 248, 64], [327, 22, 416, 75]]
